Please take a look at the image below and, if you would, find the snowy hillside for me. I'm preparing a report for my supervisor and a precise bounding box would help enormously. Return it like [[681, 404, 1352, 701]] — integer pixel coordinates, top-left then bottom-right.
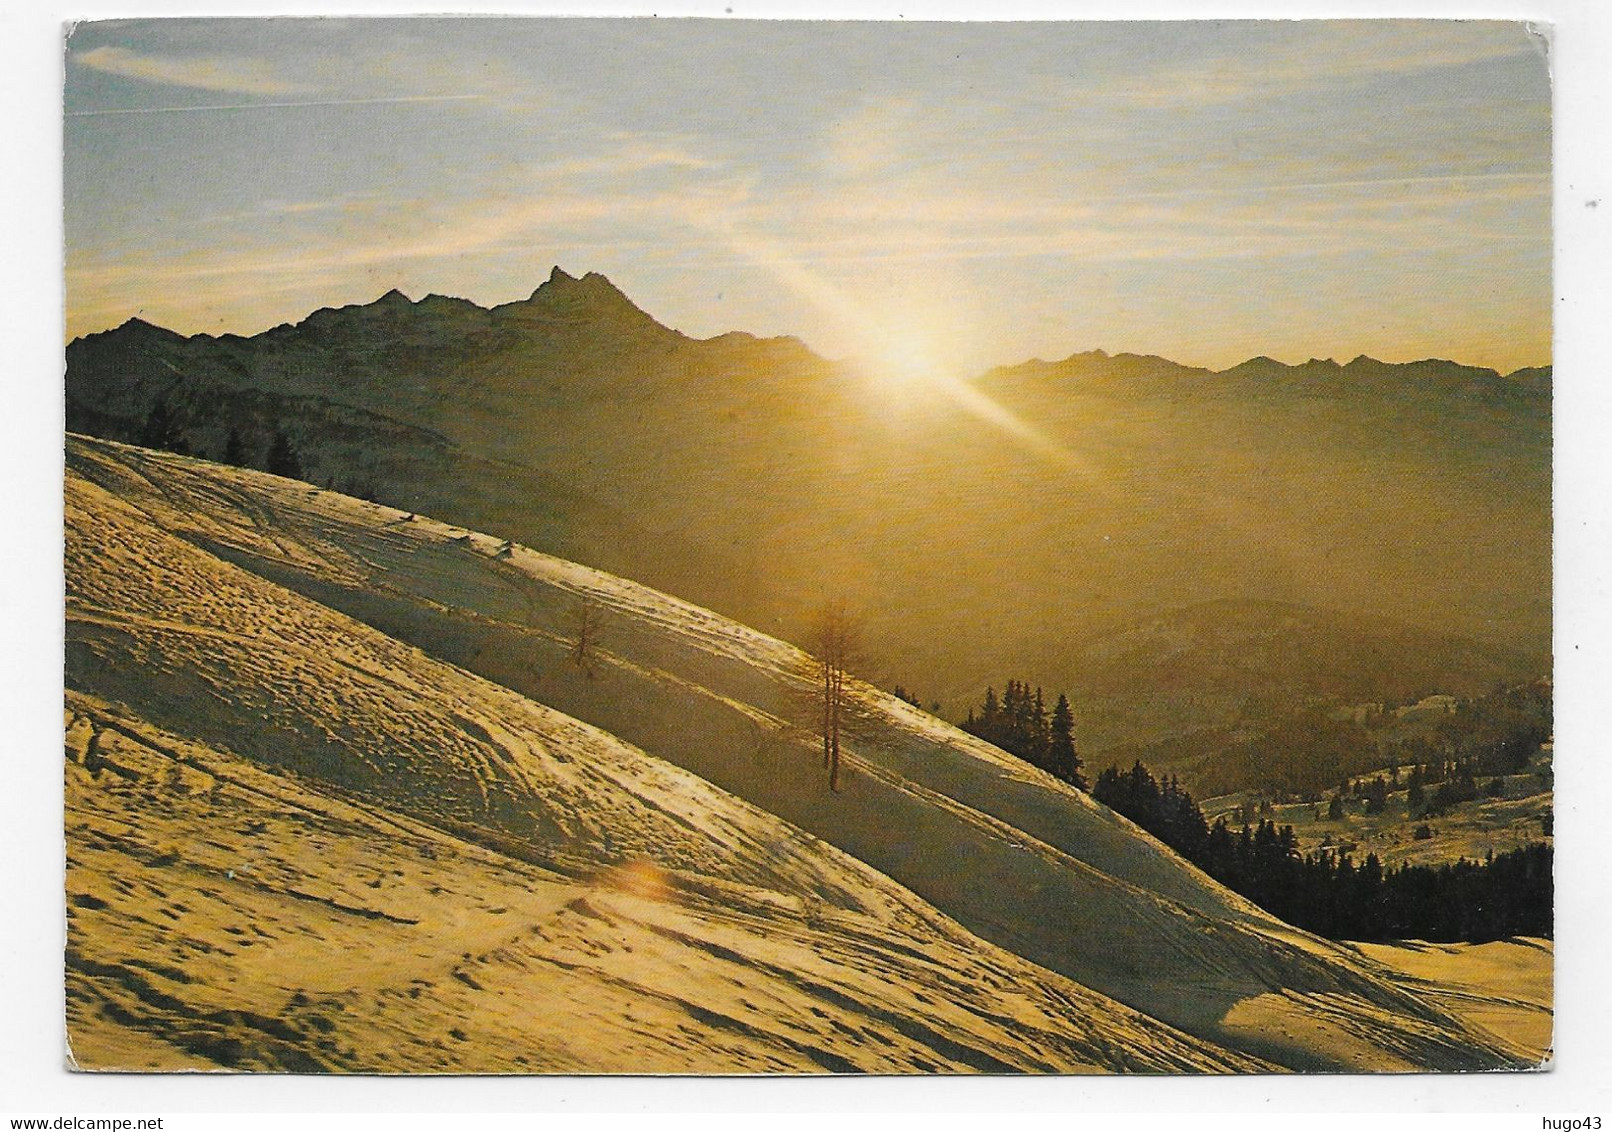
[[69, 691, 1263, 1075], [64, 436, 1534, 1072], [65, 447, 1260, 1073]]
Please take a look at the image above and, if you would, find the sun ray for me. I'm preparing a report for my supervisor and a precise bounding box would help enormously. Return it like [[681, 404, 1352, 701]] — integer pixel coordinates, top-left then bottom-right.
[[692, 219, 1098, 477]]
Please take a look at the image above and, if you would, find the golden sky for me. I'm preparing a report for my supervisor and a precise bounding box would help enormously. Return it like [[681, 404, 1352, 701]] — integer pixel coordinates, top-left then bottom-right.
[[65, 18, 1551, 373]]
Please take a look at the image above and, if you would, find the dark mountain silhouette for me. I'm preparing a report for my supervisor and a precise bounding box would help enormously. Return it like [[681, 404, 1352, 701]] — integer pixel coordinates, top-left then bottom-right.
[[64, 270, 1550, 747], [980, 348, 1550, 426]]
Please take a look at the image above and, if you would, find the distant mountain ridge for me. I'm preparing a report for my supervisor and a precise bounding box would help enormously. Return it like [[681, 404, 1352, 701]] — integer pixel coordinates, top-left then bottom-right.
[[1075, 598, 1538, 699], [65, 269, 1551, 748], [72, 271, 1549, 454], [1058, 598, 1541, 752], [981, 347, 1548, 407], [84, 270, 1550, 392]]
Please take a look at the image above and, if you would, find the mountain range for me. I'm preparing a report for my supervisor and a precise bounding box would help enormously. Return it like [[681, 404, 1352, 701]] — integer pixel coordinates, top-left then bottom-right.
[[65, 269, 1551, 747]]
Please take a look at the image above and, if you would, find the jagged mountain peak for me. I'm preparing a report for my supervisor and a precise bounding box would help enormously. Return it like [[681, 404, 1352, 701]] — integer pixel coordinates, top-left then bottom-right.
[[341, 287, 415, 313], [294, 287, 418, 331], [483, 265, 672, 335], [415, 292, 480, 311], [528, 265, 628, 304], [101, 316, 188, 344], [979, 347, 1211, 389]]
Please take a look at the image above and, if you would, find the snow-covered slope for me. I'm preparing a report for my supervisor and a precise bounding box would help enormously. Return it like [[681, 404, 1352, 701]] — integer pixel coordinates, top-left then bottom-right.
[[65, 447, 1262, 1074], [69, 694, 1258, 1074], [64, 436, 1530, 1072]]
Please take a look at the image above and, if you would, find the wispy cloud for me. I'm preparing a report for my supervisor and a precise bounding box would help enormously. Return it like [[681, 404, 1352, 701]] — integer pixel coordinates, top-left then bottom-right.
[[68, 155, 1543, 341], [61, 20, 1551, 371], [65, 93, 484, 117], [73, 44, 311, 96], [530, 139, 721, 182], [184, 193, 398, 231], [727, 166, 1547, 272], [1073, 22, 1539, 110], [66, 176, 748, 316]]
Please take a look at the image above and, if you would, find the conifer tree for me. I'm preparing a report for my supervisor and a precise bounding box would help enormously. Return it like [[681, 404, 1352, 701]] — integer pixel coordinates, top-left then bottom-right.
[[1407, 764, 1427, 811], [139, 398, 188, 455], [1029, 686, 1050, 767], [1048, 693, 1085, 789], [265, 429, 303, 480], [980, 687, 1000, 732]]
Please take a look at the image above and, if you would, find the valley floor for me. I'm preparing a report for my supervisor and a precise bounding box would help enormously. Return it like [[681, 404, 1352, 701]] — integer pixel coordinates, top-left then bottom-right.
[[1206, 761, 1552, 870]]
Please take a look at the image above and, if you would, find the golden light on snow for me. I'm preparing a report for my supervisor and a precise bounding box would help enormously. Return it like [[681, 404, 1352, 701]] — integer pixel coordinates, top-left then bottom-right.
[[601, 857, 674, 902], [61, 436, 1555, 1073]]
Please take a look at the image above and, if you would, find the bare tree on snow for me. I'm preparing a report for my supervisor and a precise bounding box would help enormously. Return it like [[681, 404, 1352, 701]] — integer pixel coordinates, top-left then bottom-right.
[[805, 602, 859, 793]]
